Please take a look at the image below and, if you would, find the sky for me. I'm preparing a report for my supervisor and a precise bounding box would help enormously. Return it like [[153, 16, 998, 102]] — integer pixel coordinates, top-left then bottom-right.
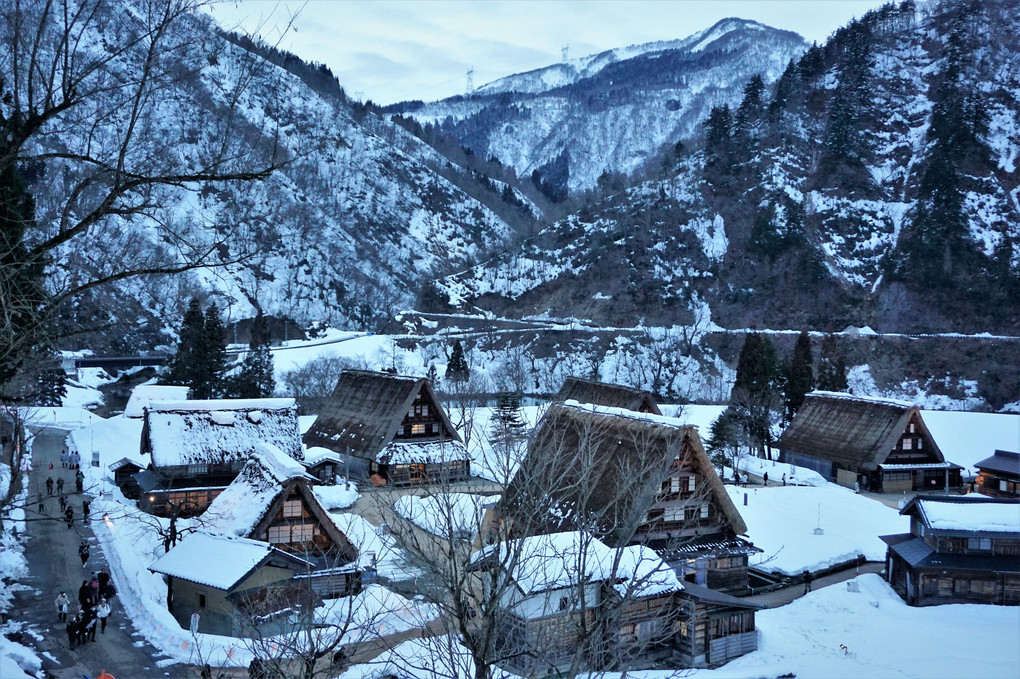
[[206, 1, 891, 105]]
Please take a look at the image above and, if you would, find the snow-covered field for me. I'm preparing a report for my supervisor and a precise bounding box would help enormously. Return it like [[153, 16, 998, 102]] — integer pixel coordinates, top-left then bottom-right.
[[727, 485, 907, 576]]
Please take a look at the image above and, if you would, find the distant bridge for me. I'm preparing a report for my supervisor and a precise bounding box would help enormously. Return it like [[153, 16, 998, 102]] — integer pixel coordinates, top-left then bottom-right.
[[68, 355, 169, 373]]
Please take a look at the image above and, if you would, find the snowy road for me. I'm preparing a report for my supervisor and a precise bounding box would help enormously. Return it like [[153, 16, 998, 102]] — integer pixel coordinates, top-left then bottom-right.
[[16, 427, 198, 679]]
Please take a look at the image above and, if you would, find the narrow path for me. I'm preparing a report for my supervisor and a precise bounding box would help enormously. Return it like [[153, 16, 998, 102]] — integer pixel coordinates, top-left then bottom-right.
[[746, 561, 885, 608], [15, 427, 195, 679]]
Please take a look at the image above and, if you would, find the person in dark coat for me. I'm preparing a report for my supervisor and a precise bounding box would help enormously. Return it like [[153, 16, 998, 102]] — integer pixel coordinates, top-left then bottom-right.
[[78, 540, 90, 566], [83, 606, 98, 642], [65, 506, 74, 528], [65, 612, 79, 650], [803, 570, 813, 593], [249, 657, 268, 679], [78, 580, 92, 607], [763, 471, 769, 486], [82, 499, 91, 523], [46, 477, 54, 495], [75, 471, 84, 493]]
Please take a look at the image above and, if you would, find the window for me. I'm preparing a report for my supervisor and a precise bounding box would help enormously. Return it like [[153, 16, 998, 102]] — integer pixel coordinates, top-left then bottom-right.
[[917, 439, 922, 449], [902, 438, 913, 450], [670, 476, 681, 493], [967, 537, 992, 551], [1002, 480, 1009, 492], [189, 463, 209, 475], [700, 505, 709, 519], [663, 507, 684, 522], [688, 476, 696, 492], [268, 526, 289, 543], [283, 500, 302, 518], [954, 579, 970, 595], [908, 423, 916, 433], [199, 594, 206, 609], [971, 580, 995, 595], [411, 424, 426, 435]]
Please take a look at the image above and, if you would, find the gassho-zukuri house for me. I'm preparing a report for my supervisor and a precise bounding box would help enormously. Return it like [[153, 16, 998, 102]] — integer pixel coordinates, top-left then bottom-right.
[[303, 370, 471, 486], [776, 391, 963, 493], [880, 496, 1020, 606], [555, 376, 663, 415], [135, 398, 303, 515]]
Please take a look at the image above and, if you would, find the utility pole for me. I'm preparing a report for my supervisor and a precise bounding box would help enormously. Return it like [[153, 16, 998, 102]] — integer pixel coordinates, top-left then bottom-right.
[[465, 67, 474, 94], [561, 44, 570, 62]]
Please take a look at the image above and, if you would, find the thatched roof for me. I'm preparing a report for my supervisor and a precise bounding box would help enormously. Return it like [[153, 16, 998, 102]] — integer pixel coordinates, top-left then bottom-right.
[[777, 391, 944, 471], [303, 370, 459, 461], [555, 377, 662, 415], [500, 402, 747, 546], [141, 398, 302, 467]]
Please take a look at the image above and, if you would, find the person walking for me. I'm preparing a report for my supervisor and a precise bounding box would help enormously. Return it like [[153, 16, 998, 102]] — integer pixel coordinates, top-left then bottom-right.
[[65, 611, 80, 650], [78, 580, 93, 608], [65, 506, 74, 528], [59, 493, 67, 513], [78, 540, 90, 567], [75, 470, 84, 494], [803, 570, 813, 594], [763, 471, 769, 486], [77, 607, 91, 646], [61, 448, 69, 468], [55, 592, 70, 622], [46, 477, 54, 495], [90, 574, 100, 599], [82, 499, 91, 523], [56, 477, 64, 494], [782, 473, 787, 486], [37, 491, 45, 514], [84, 606, 98, 642], [96, 598, 111, 634]]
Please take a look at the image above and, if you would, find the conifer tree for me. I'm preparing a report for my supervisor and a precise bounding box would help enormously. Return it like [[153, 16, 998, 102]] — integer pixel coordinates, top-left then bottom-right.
[[730, 331, 783, 458], [426, 363, 440, 390], [816, 333, 848, 392], [445, 340, 470, 384], [232, 313, 275, 398], [784, 330, 814, 421], [166, 298, 206, 392], [200, 303, 228, 399], [489, 391, 526, 443]]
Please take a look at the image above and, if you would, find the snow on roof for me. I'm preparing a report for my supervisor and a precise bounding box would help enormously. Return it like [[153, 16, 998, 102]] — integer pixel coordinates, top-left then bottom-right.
[[148, 398, 296, 413], [304, 446, 343, 466], [809, 390, 914, 409], [312, 484, 359, 511], [148, 532, 303, 590], [201, 443, 309, 537], [613, 545, 683, 598], [123, 384, 190, 418], [917, 499, 1020, 534], [143, 398, 302, 466], [378, 440, 471, 465], [473, 532, 618, 594], [560, 400, 690, 430]]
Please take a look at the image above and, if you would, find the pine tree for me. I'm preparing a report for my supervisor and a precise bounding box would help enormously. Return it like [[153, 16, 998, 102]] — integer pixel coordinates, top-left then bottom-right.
[[730, 331, 783, 458], [232, 313, 275, 398], [200, 303, 228, 399], [445, 340, 470, 383], [490, 391, 526, 443], [816, 333, 848, 392], [784, 330, 814, 421], [166, 298, 205, 391], [426, 363, 440, 390]]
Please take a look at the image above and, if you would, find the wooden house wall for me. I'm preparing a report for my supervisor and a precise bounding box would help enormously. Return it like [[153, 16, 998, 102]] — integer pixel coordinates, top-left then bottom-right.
[[497, 609, 596, 674], [372, 460, 471, 486], [139, 487, 225, 517], [977, 470, 1020, 498], [394, 391, 452, 441], [256, 487, 352, 559], [676, 597, 757, 667]]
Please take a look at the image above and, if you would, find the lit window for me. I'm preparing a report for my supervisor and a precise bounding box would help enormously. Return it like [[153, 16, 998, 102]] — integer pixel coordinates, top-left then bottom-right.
[[268, 526, 289, 543], [411, 424, 426, 435], [283, 500, 302, 518], [902, 438, 913, 450]]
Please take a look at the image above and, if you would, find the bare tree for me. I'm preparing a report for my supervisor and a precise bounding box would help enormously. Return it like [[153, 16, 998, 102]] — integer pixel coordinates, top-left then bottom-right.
[[0, 0, 289, 386], [377, 406, 700, 679], [282, 355, 364, 414], [441, 371, 490, 450]]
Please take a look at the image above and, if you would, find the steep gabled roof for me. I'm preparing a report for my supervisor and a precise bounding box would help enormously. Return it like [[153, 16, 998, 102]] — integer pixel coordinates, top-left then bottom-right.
[[201, 443, 312, 537], [140, 398, 302, 467], [777, 391, 944, 470], [556, 377, 662, 415], [500, 402, 746, 545], [148, 532, 311, 591], [302, 370, 459, 460]]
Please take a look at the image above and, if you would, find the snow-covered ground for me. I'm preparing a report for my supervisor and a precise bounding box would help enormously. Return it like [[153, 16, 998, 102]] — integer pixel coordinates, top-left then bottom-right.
[[727, 485, 907, 576]]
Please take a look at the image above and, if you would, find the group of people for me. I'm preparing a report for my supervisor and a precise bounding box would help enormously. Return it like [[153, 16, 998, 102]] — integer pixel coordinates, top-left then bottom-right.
[[61, 571, 117, 649], [61, 447, 82, 469]]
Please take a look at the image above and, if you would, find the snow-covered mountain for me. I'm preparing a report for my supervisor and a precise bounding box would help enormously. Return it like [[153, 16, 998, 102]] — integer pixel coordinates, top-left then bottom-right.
[[437, 0, 1020, 337], [391, 18, 809, 192], [18, 4, 519, 348]]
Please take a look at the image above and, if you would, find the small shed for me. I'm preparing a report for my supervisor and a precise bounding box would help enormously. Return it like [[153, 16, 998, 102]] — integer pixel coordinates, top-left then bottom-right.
[[303, 446, 343, 485], [108, 457, 145, 499], [975, 450, 1020, 498], [556, 377, 662, 415], [148, 532, 315, 637], [777, 391, 962, 492], [303, 370, 470, 486]]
